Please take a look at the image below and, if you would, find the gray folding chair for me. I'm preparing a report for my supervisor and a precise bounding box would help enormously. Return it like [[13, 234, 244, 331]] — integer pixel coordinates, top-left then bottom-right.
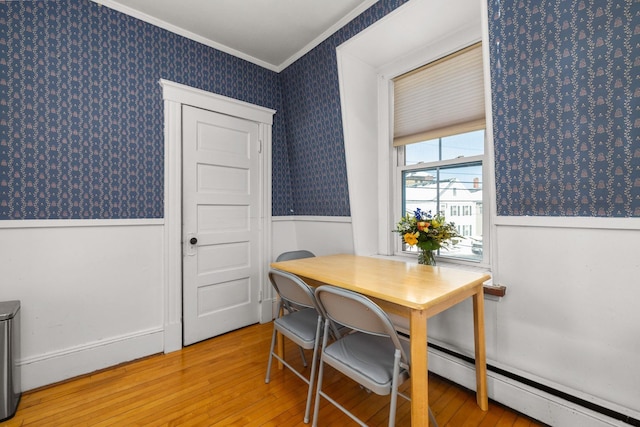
[[265, 269, 322, 424], [312, 285, 438, 427], [276, 249, 316, 262]]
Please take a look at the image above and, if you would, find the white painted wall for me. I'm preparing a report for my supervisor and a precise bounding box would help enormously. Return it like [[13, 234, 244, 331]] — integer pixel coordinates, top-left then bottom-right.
[[271, 216, 354, 260], [0, 221, 164, 391], [337, 52, 380, 256]]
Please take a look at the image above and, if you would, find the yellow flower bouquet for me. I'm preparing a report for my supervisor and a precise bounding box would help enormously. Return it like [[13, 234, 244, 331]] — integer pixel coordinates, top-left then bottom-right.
[[394, 208, 461, 265]]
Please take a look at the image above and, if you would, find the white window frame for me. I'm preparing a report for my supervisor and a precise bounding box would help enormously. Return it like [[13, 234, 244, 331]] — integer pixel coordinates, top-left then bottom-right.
[[393, 136, 490, 266]]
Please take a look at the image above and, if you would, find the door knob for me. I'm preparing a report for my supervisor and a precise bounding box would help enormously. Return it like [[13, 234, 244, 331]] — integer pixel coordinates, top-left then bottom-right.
[[190, 237, 198, 245]]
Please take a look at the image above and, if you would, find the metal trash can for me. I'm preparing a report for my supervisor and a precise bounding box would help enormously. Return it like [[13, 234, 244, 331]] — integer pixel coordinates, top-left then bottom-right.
[[0, 300, 21, 421]]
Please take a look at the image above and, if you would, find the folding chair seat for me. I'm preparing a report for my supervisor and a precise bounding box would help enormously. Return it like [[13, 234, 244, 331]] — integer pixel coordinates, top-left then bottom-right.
[[312, 285, 438, 427]]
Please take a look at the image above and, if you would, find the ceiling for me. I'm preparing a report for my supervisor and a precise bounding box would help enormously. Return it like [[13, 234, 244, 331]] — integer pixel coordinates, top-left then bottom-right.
[[95, 0, 378, 72]]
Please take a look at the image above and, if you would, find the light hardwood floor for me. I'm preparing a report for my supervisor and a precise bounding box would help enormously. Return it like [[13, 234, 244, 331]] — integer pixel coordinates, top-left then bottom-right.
[[5, 322, 545, 426]]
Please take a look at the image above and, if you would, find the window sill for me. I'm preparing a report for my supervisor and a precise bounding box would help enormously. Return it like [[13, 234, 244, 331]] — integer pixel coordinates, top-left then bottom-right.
[[436, 258, 506, 298]]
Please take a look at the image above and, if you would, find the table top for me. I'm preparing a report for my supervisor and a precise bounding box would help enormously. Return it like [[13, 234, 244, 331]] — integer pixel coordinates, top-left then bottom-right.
[[270, 254, 490, 311]]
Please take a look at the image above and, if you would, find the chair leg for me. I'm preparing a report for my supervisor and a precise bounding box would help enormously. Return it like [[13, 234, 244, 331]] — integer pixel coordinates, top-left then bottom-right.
[[429, 408, 439, 427], [388, 349, 401, 427], [298, 345, 308, 367], [311, 323, 331, 427], [303, 316, 322, 423], [265, 327, 278, 383]]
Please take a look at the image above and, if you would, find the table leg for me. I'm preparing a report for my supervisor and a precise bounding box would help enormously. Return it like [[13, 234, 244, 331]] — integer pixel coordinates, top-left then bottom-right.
[[276, 332, 284, 370], [410, 309, 429, 426], [472, 289, 488, 410], [277, 304, 284, 370]]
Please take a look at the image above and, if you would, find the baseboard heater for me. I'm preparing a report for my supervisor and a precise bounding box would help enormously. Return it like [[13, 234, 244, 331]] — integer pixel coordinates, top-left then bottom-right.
[[427, 342, 639, 427]]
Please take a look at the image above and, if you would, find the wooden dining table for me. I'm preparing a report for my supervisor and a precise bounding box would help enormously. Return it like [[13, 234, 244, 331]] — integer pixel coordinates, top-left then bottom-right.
[[270, 254, 490, 427]]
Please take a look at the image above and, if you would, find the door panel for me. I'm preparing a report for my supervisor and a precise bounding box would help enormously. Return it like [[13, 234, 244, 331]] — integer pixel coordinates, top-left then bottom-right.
[[182, 105, 261, 345], [197, 163, 249, 193], [197, 205, 249, 232]]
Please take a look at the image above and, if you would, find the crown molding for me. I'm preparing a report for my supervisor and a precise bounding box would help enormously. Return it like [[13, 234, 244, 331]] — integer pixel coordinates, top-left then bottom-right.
[[92, 0, 378, 73]]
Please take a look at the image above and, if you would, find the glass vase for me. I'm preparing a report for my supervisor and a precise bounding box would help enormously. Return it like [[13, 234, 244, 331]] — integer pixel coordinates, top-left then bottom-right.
[[418, 249, 436, 266]]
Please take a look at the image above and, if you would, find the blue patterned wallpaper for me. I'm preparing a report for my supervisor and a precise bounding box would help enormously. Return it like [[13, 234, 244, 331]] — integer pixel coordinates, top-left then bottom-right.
[[282, 0, 639, 218], [4, 0, 636, 220], [488, 0, 639, 217], [280, 0, 409, 216], [0, 0, 289, 219]]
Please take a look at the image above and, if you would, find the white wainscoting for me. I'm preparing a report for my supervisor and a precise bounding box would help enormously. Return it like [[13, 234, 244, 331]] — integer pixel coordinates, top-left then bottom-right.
[[491, 220, 640, 420], [271, 216, 354, 259], [427, 218, 640, 425], [0, 220, 165, 391]]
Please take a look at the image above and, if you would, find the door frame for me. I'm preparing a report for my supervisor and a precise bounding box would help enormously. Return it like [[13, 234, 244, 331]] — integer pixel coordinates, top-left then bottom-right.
[[160, 79, 275, 352]]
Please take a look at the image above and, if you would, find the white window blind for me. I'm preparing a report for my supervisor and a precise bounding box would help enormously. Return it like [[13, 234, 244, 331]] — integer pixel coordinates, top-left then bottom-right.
[[393, 43, 485, 147]]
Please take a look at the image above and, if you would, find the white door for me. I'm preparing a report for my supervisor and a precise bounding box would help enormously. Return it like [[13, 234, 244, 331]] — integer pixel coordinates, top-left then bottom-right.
[[182, 105, 261, 346]]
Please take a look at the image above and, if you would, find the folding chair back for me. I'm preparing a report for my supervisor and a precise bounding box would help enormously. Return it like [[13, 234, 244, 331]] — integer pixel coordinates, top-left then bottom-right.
[[315, 286, 408, 364], [269, 269, 316, 312], [275, 250, 316, 262]]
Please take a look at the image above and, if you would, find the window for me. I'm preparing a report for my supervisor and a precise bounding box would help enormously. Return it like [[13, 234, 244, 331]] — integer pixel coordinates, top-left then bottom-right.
[[392, 42, 488, 264], [398, 130, 485, 262]]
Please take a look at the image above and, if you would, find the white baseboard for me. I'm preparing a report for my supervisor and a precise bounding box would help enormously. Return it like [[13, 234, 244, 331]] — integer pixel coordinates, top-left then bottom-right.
[[20, 328, 164, 391], [428, 347, 632, 427], [163, 321, 183, 353], [259, 298, 277, 324]]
